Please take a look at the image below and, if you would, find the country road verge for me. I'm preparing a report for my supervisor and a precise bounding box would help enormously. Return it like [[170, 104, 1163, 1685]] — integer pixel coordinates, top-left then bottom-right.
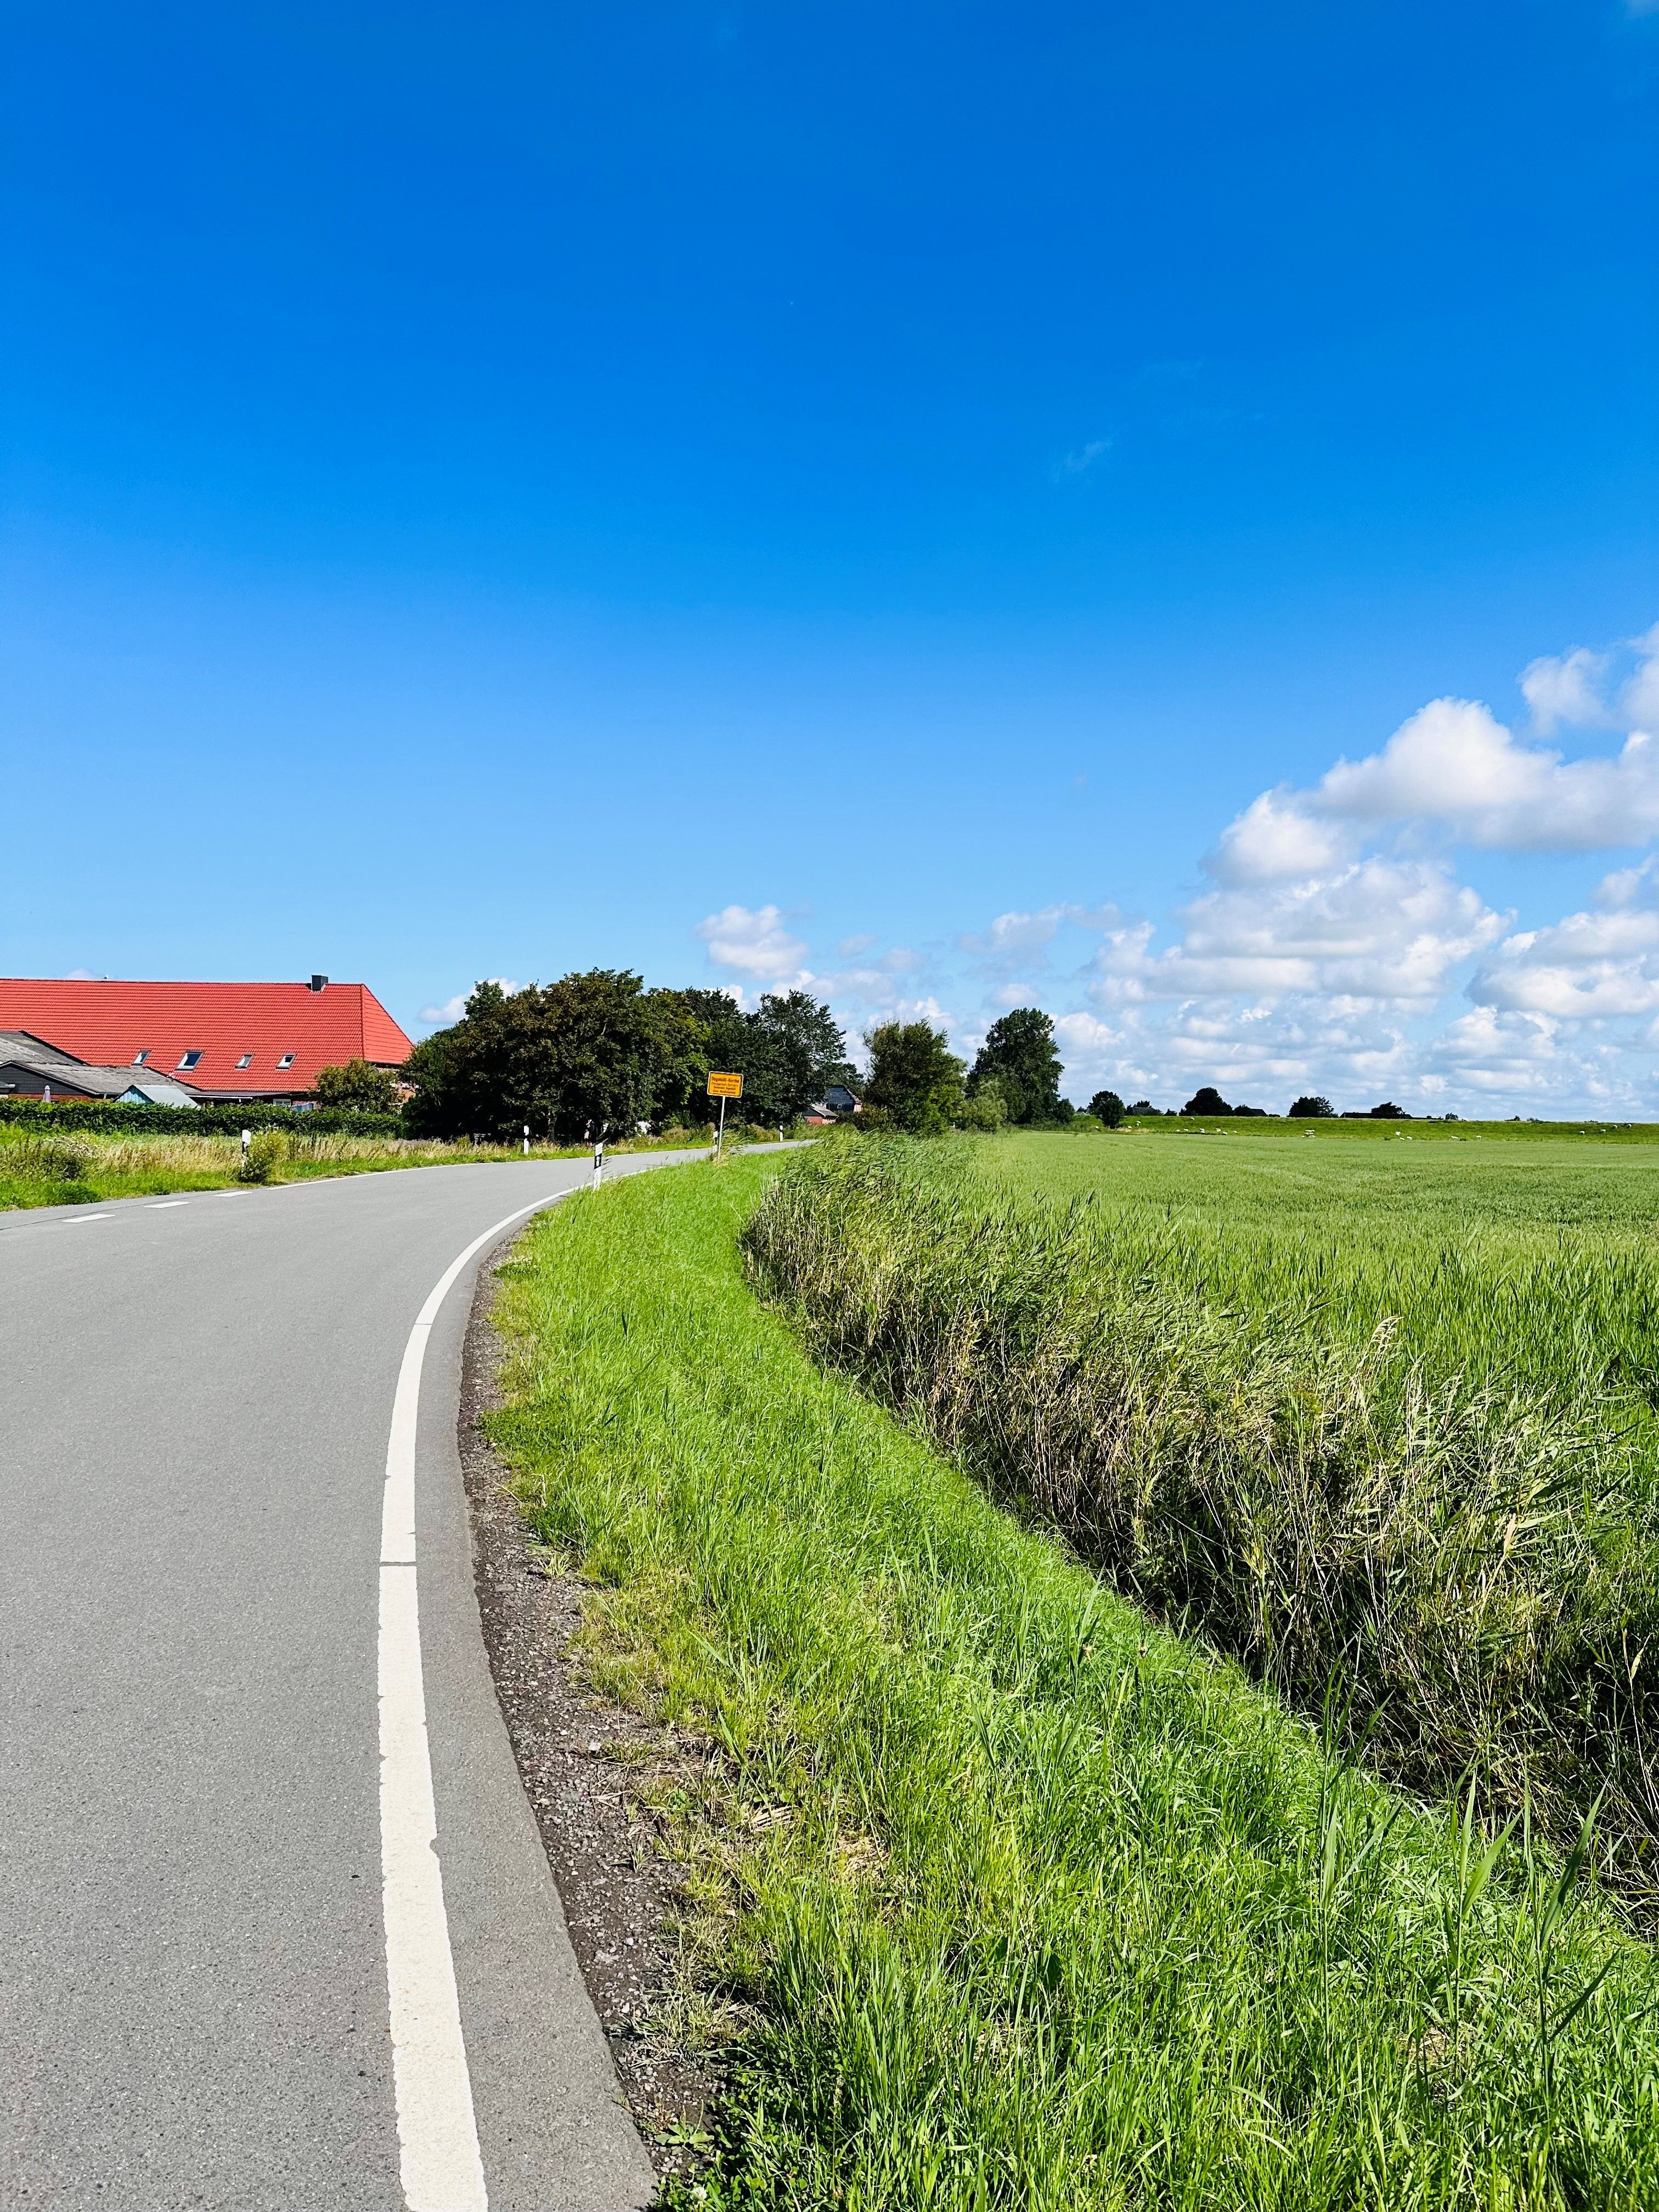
[[484, 1153, 1659, 2210]]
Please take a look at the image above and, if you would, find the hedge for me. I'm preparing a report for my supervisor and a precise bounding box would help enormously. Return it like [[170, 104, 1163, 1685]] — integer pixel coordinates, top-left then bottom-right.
[[0, 1098, 404, 1138]]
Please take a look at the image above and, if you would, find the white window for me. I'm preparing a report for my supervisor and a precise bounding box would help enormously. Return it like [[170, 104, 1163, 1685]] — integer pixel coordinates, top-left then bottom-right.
[[177, 1051, 202, 1071], [132, 1049, 149, 1066], [277, 1052, 296, 1069], [236, 1053, 253, 1069]]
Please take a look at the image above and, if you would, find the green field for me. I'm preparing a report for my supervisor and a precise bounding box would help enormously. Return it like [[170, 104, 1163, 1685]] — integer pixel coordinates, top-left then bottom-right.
[[983, 1125, 1659, 1426], [743, 1132, 1659, 1891], [490, 1155, 1659, 2207]]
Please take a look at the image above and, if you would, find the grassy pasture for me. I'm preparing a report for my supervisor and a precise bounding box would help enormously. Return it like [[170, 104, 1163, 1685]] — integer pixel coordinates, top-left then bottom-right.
[[490, 1156, 1659, 2207]]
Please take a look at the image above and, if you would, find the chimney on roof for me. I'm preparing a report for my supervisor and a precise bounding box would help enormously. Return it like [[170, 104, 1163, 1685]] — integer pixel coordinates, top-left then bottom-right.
[[309, 974, 328, 992]]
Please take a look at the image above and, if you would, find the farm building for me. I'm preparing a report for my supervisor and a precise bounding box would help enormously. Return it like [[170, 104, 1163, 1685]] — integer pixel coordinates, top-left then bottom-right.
[[0, 977, 412, 1104], [0, 1032, 201, 1106]]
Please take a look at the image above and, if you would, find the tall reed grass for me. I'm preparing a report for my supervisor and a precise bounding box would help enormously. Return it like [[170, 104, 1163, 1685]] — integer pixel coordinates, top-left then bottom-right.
[[742, 1139, 1659, 1891]]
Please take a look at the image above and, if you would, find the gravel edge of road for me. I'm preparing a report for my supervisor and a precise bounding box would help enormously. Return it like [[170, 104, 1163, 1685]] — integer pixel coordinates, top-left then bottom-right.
[[458, 1245, 720, 2190]]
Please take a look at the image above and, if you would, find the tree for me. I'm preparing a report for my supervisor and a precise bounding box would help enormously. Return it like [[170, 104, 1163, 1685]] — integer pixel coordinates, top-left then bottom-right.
[[312, 1058, 398, 1112], [653, 986, 852, 1128], [969, 1007, 1068, 1126], [1368, 1101, 1410, 1119], [402, 972, 709, 1140], [1087, 1088, 1126, 1128], [1182, 1086, 1232, 1117], [864, 1019, 966, 1134], [1288, 1094, 1334, 1119]]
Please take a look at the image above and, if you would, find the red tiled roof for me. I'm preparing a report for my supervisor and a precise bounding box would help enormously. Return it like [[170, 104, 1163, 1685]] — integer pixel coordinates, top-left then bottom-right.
[[0, 979, 413, 1097]]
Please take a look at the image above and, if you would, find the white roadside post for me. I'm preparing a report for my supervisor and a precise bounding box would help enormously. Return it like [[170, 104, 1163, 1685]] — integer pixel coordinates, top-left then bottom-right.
[[592, 1135, 605, 1188], [241, 1127, 251, 1164], [522, 1124, 529, 1158]]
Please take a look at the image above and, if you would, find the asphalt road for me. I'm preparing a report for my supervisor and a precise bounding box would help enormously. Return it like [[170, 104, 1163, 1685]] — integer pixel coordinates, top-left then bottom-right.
[[1, 1155, 698, 2211]]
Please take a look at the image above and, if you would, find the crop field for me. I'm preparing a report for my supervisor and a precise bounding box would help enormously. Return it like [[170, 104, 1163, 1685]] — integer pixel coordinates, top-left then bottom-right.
[[983, 1124, 1659, 1412], [745, 1131, 1659, 1895], [491, 1155, 1659, 2207]]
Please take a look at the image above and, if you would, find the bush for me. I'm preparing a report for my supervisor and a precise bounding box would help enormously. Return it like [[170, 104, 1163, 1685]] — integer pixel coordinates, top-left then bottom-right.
[[236, 1129, 290, 1184], [313, 1058, 399, 1111]]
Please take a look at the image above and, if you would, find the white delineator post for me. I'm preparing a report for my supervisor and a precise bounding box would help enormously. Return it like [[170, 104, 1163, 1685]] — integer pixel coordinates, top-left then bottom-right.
[[241, 1127, 251, 1163], [522, 1124, 529, 1158]]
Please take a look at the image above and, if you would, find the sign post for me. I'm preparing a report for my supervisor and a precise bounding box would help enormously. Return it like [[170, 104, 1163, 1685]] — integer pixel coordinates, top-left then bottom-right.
[[706, 1070, 743, 1156]]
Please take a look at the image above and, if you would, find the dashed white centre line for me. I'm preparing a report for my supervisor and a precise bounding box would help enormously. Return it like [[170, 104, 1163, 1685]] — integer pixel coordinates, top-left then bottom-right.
[[62, 1214, 110, 1224], [377, 1190, 567, 2212], [148, 1200, 188, 1209]]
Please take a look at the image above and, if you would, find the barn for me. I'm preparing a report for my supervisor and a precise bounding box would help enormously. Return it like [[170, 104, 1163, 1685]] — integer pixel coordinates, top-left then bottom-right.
[[0, 976, 413, 1104]]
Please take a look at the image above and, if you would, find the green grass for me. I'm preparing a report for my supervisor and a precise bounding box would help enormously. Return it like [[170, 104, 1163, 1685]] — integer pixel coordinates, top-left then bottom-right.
[[0, 1121, 729, 1211], [982, 1128, 1659, 1415], [743, 1137, 1659, 1889], [488, 1156, 1659, 2209]]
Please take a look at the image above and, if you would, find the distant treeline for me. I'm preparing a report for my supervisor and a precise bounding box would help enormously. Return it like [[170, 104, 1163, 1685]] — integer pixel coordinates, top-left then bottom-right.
[[402, 973, 855, 1141]]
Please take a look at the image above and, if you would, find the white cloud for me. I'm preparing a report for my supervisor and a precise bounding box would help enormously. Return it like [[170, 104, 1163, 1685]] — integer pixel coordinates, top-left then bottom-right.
[[420, 978, 522, 1025], [1470, 859, 1659, 1020], [1209, 791, 1356, 884], [684, 620, 1659, 1116], [1096, 857, 1505, 1006], [1213, 692, 1659, 875], [1623, 624, 1659, 729], [1520, 647, 1612, 732], [1057, 438, 1112, 476], [695, 904, 809, 984]]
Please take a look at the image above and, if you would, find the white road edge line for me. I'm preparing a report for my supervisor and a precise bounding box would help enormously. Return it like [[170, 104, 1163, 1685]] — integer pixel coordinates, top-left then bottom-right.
[[378, 1192, 566, 2212]]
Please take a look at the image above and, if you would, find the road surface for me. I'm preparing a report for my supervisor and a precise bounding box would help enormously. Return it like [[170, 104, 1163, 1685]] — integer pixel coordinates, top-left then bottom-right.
[[1, 1155, 697, 2210]]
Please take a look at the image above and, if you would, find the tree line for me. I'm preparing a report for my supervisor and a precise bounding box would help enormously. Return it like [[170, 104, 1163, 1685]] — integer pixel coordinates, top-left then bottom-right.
[[345, 977, 1417, 1140], [398, 972, 854, 1141]]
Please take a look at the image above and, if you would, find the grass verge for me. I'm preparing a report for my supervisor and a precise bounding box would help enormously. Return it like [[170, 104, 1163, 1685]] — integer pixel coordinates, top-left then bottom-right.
[[0, 1123, 724, 1211], [489, 1154, 1659, 2208]]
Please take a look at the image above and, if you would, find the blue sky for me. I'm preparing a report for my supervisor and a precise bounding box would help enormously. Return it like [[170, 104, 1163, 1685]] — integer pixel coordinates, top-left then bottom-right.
[[4, 2, 1657, 1112]]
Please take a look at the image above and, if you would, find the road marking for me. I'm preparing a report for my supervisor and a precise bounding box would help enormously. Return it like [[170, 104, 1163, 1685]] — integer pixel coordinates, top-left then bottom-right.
[[378, 1193, 566, 2212], [148, 1200, 188, 1209], [62, 1213, 110, 1223]]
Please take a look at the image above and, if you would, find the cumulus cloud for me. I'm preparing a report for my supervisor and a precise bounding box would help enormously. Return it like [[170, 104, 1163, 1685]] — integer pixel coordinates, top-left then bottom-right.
[[1097, 857, 1505, 1006], [691, 619, 1659, 1116], [1212, 692, 1659, 879], [1624, 624, 1659, 729], [695, 904, 809, 984], [420, 978, 520, 1025], [1520, 646, 1613, 732]]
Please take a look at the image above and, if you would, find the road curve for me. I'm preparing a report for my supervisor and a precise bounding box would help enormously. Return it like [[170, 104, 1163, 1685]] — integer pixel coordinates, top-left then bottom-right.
[[1, 1155, 697, 2211]]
